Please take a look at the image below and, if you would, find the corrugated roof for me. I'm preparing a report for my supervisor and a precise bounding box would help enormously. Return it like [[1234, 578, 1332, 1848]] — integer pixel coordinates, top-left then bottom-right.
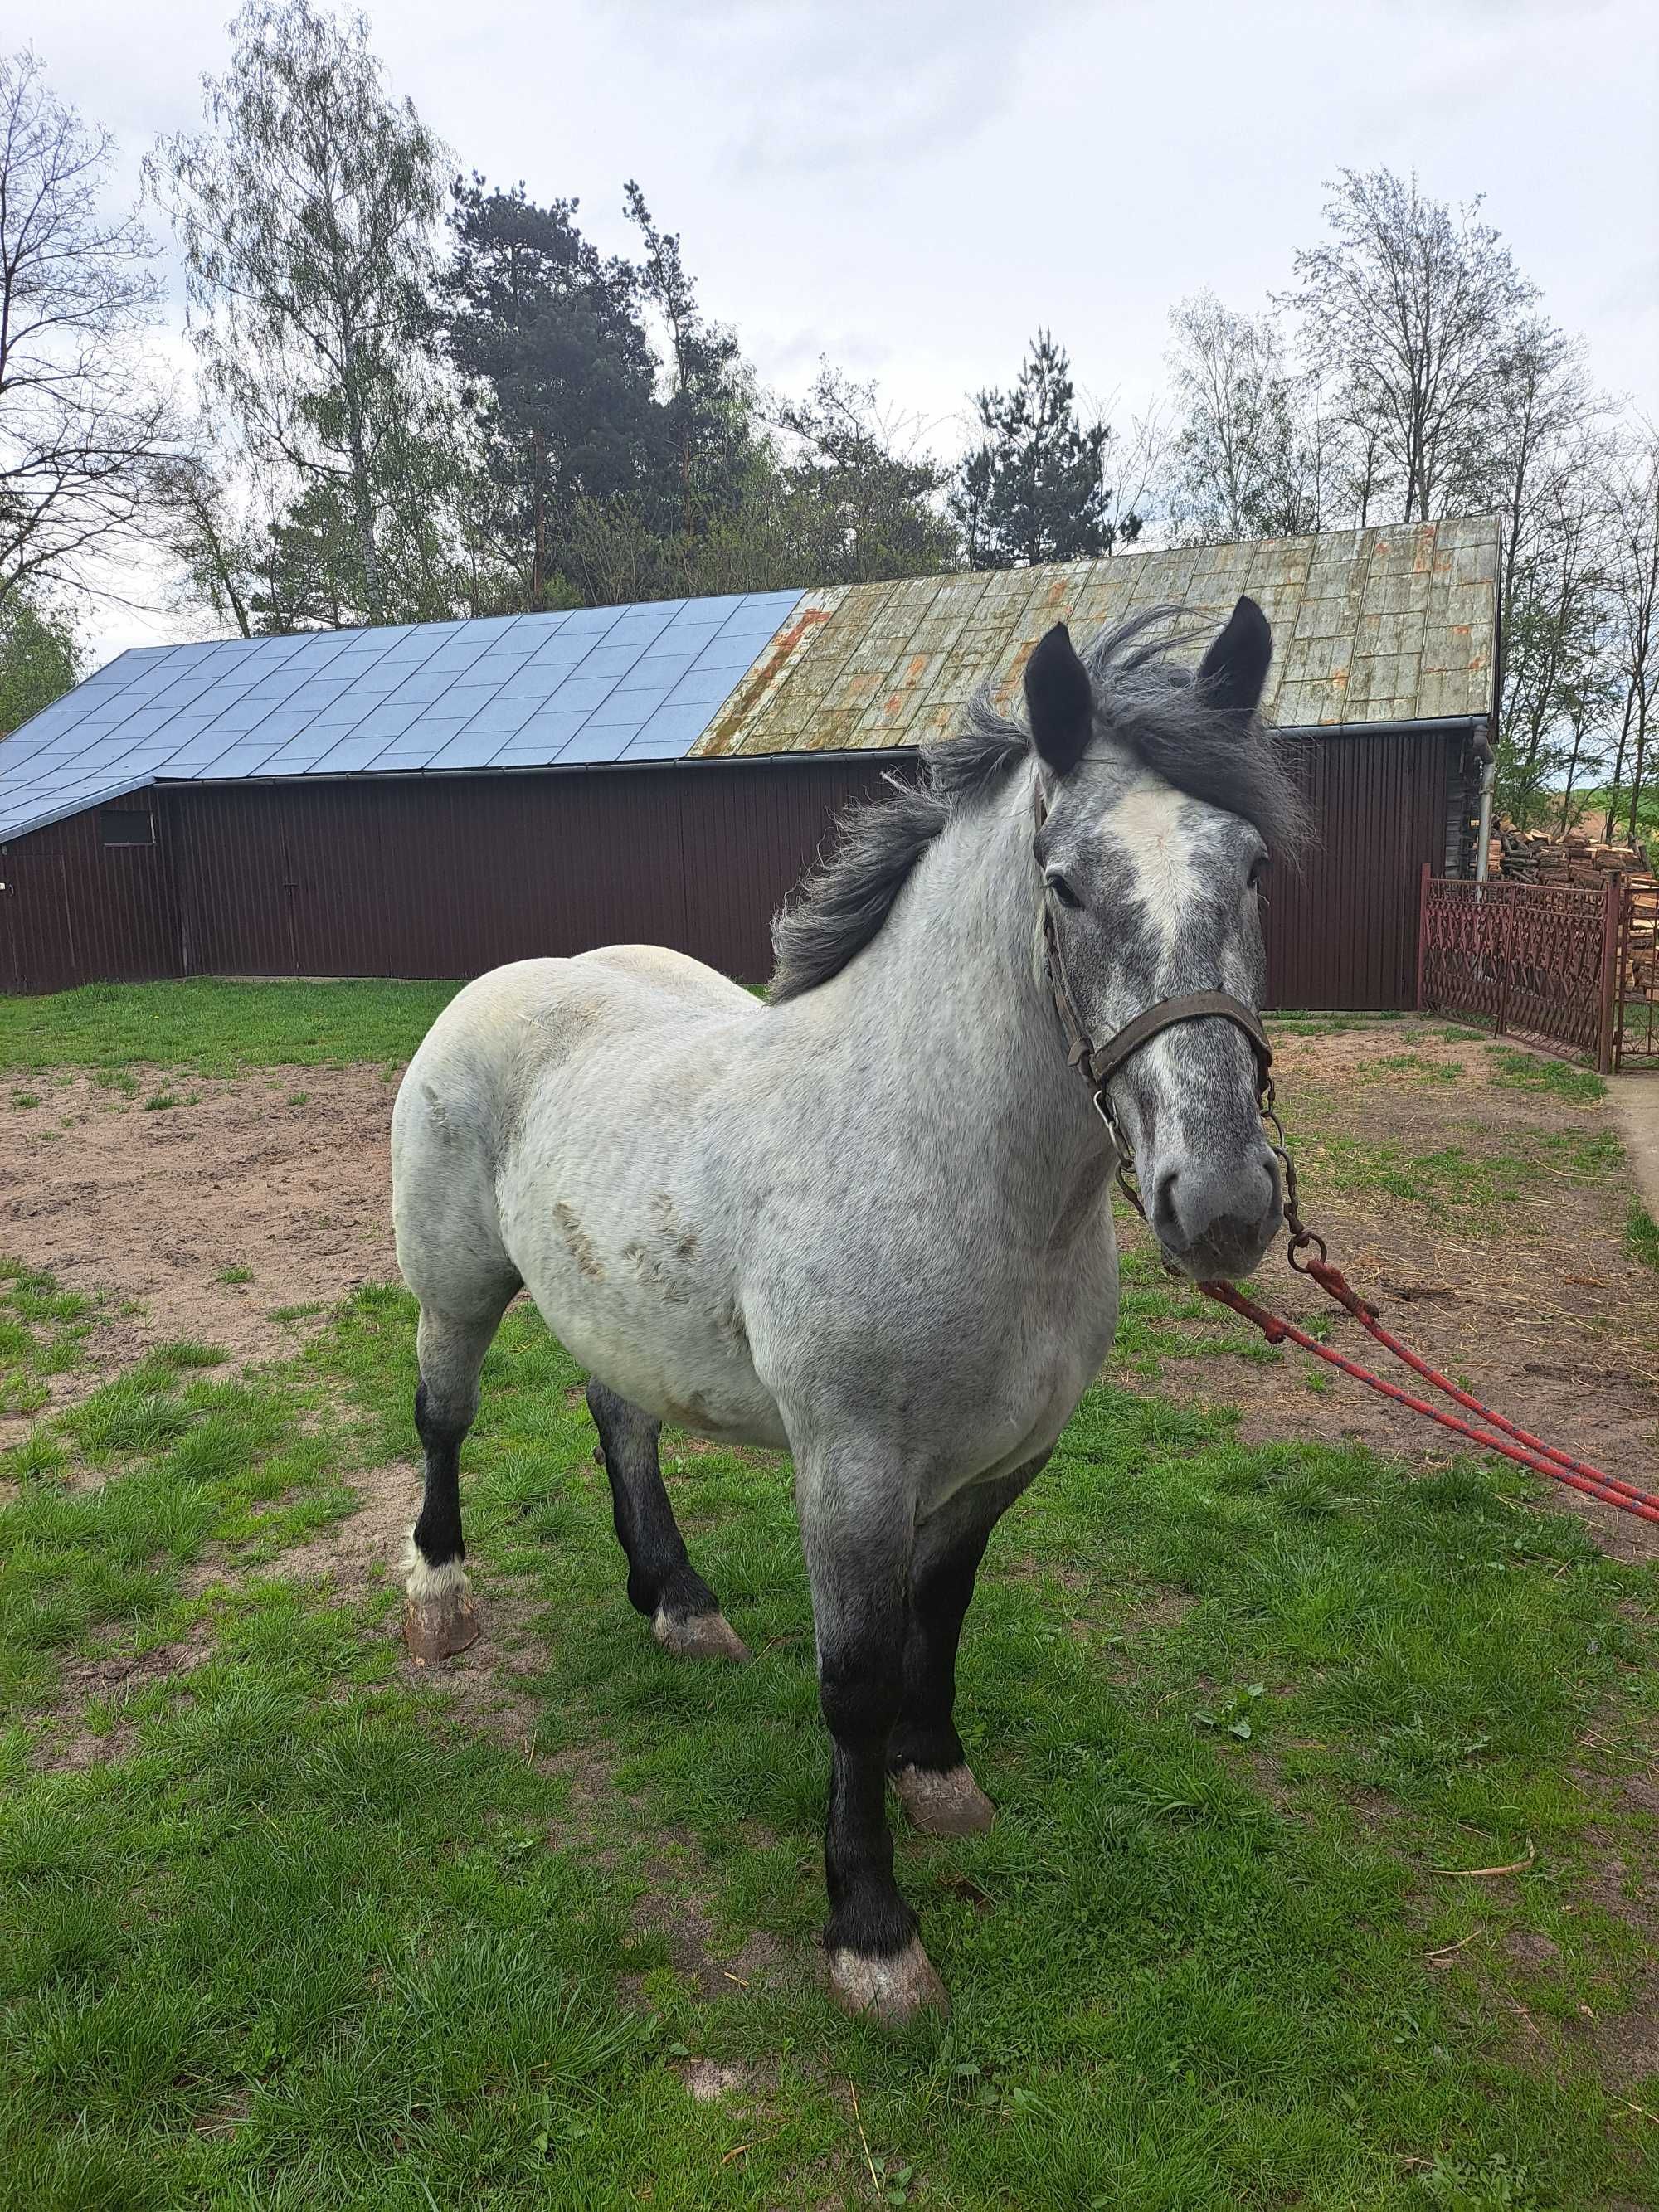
[[0, 518, 1500, 842], [0, 590, 805, 839], [692, 518, 1500, 757]]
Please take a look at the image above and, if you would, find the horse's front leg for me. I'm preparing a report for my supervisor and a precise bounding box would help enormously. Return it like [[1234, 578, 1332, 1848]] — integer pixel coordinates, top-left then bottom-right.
[[797, 1444, 947, 2026], [889, 1457, 1048, 1838]]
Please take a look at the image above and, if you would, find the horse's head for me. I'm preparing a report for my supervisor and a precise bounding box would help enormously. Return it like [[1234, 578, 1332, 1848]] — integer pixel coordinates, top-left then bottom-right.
[[1024, 598, 1301, 1282]]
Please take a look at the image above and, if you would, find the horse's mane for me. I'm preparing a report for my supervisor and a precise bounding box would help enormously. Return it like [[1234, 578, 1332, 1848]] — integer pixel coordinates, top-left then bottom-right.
[[768, 605, 1308, 1002]]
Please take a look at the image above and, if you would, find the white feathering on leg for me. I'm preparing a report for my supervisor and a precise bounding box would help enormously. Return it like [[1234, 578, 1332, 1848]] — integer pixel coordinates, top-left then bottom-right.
[[401, 1527, 470, 1603]]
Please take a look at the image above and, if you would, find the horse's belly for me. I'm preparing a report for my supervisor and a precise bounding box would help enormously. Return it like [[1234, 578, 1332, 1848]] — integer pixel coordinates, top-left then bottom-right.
[[557, 1303, 788, 1450], [508, 1207, 787, 1449]]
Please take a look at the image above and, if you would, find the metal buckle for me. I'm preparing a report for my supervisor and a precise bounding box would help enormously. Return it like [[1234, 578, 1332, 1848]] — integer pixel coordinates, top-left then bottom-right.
[[1094, 1087, 1149, 1222]]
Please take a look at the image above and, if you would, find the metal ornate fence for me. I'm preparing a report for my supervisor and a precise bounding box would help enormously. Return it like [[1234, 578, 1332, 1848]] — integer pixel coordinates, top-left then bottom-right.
[[1618, 881, 1659, 1071], [1417, 868, 1623, 1071]]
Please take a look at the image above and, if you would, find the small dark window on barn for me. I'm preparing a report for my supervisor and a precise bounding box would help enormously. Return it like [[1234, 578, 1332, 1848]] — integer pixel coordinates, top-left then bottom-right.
[[99, 808, 154, 848]]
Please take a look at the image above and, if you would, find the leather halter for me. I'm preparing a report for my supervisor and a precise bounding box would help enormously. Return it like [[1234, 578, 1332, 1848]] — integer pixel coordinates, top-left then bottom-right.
[[1034, 785, 1274, 1146]]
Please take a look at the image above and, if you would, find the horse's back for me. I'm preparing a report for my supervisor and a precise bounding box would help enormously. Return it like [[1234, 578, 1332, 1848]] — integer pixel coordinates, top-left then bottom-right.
[[392, 947, 757, 1301], [404, 946, 752, 1087]]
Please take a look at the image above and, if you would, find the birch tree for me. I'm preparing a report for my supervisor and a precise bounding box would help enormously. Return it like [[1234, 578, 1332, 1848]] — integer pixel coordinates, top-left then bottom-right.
[[1600, 427, 1659, 843], [150, 1, 455, 626], [1286, 168, 1536, 525], [0, 51, 176, 610], [1165, 291, 1331, 541]]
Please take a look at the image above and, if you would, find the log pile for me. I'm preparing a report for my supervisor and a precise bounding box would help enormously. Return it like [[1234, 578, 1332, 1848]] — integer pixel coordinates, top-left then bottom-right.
[[1491, 824, 1654, 889]]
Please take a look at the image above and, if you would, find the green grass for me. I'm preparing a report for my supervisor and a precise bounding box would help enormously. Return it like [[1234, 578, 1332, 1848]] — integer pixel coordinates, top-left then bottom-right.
[[0, 1281, 1654, 2209], [0, 980, 1655, 2207], [1365, 1052, 1461, 1087], [1484, 1047, 1608, 1106], [216, 1265, 255, 1286], [0, 1259, 95, 1419], [0, 977, 461, 1078], [1110, 1245, 1283, 1374], [1629, 1202, 1659, 1274], [1276, 1104, 1626, 1237]]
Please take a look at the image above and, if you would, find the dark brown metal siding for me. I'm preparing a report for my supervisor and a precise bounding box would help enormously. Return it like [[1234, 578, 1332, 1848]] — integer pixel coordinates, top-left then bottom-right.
[[1, 793, 182, 994], [5, 738, 1459, 1009], [1264, 730, 1462, 1012], [158, 758, 892, 989]]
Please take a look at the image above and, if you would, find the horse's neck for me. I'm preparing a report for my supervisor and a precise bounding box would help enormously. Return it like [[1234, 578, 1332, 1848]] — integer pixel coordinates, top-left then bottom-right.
[[823, 770, 1104, 1221]]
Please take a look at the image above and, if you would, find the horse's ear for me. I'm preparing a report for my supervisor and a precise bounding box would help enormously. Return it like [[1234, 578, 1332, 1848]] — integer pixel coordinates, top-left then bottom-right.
[[1197, 596, 1272, 720], [1024, 623, 1093, 775]]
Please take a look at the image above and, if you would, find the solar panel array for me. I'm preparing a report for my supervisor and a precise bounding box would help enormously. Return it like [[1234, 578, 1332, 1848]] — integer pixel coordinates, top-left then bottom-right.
[[0, 589, 805, 842]]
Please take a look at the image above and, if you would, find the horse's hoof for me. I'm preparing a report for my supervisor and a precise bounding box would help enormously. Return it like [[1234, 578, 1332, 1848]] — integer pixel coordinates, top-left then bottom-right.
[[893, 1762, 995, 1838], [652, 1606, 750, 1664], [828, 1937, 950, 2025], [404, 1589, 480, 1664]]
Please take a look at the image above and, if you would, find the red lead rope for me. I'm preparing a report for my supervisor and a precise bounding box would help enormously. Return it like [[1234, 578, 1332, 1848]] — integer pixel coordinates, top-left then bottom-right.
[[1197, 1260, 1659, 1527]]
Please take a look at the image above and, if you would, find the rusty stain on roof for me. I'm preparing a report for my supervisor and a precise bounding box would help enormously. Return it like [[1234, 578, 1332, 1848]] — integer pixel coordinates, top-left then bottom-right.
[[689, 517, 1500, 759]]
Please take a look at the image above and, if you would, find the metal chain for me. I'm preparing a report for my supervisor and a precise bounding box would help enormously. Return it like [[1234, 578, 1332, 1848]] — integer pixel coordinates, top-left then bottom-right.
[[1259, 1078, 1326, 1271], [1097, 1072, 1326, 1274]]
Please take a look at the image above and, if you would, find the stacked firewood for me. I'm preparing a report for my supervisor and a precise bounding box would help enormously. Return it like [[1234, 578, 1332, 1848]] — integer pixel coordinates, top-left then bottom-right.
[[1491, 824, 1654, 888]]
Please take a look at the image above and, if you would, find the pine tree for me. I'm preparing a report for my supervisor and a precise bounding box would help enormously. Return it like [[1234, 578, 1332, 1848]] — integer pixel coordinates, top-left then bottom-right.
[[441, 178, 661, 607], [951, 333, 1136, 570]]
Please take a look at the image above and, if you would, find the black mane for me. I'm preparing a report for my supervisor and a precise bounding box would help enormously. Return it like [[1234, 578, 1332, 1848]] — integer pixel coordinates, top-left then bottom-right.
[[768, 605, 1307, 1002]]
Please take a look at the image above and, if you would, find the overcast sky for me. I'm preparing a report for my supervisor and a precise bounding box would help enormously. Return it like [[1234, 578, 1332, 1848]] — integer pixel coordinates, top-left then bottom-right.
[[32, 0, 1659, 666]]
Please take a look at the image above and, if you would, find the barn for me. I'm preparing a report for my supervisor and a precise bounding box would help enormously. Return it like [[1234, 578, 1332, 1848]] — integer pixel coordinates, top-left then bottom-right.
[[0, 517, 1498, 1007]]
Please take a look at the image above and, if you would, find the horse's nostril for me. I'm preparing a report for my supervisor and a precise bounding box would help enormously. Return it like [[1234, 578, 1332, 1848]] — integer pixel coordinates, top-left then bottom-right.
[[1152, 1166, 1179, 1222]]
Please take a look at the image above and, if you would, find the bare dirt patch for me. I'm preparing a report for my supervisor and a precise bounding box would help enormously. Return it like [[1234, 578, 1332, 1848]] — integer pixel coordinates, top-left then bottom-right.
[[0, 1066, 398, 1437], [32, 1614, 216, 1772], [258, 1460, 416, 1596]]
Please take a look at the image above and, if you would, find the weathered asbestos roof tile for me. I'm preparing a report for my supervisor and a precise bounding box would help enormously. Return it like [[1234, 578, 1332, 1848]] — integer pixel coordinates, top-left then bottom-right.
[[692, 516, 1499, 759]]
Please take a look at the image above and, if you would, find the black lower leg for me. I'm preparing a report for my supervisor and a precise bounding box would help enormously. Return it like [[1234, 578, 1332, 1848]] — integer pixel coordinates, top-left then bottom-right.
[[889, 1464, 1041, 1777], [821, 1632, 915, 1959], [586, 1379, 719, 1623], [412, 1380, 467, 1572]]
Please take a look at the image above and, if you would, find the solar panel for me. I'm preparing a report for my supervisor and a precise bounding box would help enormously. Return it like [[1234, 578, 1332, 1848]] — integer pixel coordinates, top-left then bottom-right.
[[0, 588, 807, 842]]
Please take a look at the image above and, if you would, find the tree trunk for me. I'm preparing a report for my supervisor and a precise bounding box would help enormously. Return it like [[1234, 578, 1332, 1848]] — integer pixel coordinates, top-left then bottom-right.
[[530, 430, 546, 608], [1603, 688, 1636, 839]]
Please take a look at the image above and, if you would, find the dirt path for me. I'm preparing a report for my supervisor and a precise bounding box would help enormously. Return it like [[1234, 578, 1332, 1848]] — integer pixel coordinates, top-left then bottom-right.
[[1610, 1074, 1659, 1224], [0, 1067, 398, 1437]]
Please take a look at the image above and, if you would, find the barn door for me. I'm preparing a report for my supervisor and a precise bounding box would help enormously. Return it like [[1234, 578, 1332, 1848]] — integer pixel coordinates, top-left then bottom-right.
[[0, 844, 19, 990], [280, 822, 301, 975]]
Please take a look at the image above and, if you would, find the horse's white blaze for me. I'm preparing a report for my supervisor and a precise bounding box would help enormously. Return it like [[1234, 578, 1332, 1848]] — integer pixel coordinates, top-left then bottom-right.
[[1099, 780, 1199, 944], [1102, 779, 1209, 1101]]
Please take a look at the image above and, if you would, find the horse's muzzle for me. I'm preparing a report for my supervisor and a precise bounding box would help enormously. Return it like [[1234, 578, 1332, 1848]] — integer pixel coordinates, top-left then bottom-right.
[[1149, 1143, 1282, 1281]]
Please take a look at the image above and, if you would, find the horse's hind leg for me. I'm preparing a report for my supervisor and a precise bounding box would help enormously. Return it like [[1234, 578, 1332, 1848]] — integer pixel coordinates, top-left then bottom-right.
[[402, 1295, 513, 1663], [586, 1380, 749, 1663], [889, 1456, 1047, 1838]]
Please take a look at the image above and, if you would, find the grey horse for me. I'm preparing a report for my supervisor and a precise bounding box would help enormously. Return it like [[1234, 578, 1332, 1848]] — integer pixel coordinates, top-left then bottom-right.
[[390, 599, 1302, 2024]]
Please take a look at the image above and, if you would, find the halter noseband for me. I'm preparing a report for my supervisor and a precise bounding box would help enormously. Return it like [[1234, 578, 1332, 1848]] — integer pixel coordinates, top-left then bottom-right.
[[1034, 784, 1274, 1175]]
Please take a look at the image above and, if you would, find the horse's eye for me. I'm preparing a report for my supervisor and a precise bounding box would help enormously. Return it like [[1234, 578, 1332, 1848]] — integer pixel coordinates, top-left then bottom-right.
[[1248, 855, 1270, 891], [1046, 873, 1082, 910]]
